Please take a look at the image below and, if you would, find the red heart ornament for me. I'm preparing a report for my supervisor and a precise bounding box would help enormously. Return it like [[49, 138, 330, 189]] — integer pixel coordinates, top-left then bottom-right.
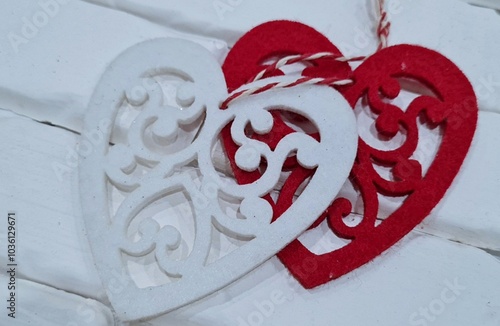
[[222, 21, 478, 288]]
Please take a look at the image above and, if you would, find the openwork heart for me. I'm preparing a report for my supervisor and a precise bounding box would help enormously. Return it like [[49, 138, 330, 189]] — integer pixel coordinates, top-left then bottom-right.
[[79, 38, 357, 321], [222, 21, 478, 288]]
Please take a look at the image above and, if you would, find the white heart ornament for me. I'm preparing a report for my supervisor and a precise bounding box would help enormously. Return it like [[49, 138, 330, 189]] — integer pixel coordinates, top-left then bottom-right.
[[79, 38, 357, 321]]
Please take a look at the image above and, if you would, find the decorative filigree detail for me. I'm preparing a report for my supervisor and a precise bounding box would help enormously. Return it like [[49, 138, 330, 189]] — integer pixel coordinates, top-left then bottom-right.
[[220, 20, 477, 290], [79, 38, 357, 321], [328, 76, 443, 239]]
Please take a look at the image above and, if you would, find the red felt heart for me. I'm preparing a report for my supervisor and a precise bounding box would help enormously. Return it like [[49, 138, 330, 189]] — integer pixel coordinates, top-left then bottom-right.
[[221, 21, 478, 288]]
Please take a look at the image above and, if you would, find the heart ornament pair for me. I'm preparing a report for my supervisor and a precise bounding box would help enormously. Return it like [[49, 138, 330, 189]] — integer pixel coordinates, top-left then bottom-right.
[[79, 21, 477, 321], [222, 21, 478, 288]]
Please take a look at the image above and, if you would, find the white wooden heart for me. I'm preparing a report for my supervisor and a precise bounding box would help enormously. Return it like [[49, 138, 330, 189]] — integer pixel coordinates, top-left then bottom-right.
[[78, 38, 357, 321]]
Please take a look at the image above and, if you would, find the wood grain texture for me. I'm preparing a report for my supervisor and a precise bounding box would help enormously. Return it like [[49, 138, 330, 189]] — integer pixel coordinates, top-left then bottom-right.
[[149, 234, 500, 326], [0, 110, 104, 301], [0, 276, 114, 326]]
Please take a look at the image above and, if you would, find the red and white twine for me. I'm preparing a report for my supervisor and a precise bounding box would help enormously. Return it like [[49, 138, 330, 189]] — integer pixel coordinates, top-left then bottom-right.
[[220, 53, 363, 109], [221, 0, 391, 109], [376, 0, 391, 51], [249, 52, 366, 83]]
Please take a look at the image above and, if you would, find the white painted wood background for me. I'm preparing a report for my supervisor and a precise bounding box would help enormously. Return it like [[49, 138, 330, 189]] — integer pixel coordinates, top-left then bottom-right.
[[0, 0, 499, 325]]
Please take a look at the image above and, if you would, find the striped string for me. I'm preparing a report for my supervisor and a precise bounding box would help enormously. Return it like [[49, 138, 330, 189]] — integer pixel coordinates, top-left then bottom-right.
[[220, 54, 363, 109], [221, 0, 390, 109], [249, 52, 366, 83], [376, 0, 391, 51]]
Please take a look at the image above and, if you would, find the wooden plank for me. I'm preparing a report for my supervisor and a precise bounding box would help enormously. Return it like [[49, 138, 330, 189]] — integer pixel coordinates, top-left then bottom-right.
[[0, 0, 227, 134], [460, 0, 500, 10], [0, 110, 104, 300], [0, 276, 114, 326], [149, 234, 500, 326], [81, 0, 500, 113]]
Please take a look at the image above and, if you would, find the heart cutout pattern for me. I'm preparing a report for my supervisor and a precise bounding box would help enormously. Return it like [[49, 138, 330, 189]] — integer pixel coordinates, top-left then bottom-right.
[[222, 21, 478, 288], [79, 38, 357, 320]]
